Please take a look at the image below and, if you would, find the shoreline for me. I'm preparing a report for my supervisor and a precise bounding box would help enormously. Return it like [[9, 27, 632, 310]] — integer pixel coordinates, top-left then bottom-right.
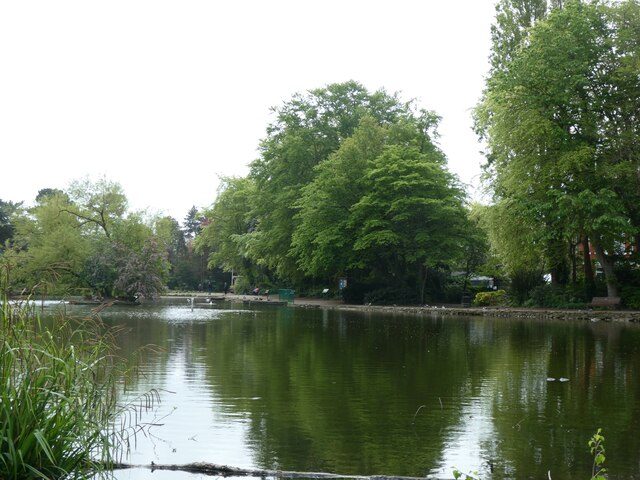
[[160, 292, 640, 323]]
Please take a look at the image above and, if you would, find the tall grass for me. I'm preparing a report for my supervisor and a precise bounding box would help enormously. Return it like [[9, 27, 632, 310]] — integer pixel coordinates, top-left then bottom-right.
[[1, 272, 155, 479]]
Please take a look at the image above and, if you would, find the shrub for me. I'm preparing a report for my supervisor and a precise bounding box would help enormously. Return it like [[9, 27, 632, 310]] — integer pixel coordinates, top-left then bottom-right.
[[473, 289, 508, 307], [363, 287, 418, 305], [620, 286, 640, 310], [528, 284, 587, 309]]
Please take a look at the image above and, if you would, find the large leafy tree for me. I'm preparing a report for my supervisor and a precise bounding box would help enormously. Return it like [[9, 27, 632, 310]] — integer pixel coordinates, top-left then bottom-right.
[[489, 0, 557, 76], [291, 111, 468, 302], [66, 176, 128, 238], [4, 178, 170, 298], [0, 199, 21, 250], [196, 177, 260, 286], [476, 0, 640, 298], [291, 117, 387, 279], [245, 81, 415, 282], [348, 144, 467, 303], [10, 191, 90, 292]]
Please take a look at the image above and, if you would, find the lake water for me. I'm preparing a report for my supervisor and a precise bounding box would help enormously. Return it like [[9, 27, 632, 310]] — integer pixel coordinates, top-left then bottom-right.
[[62, 300, 640, 479]]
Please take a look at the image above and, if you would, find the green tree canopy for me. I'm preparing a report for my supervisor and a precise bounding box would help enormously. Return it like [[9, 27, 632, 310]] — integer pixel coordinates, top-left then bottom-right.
[[196, 177, 259, 284], [475, 0, 640, 297], [245, 81, 417, 282]]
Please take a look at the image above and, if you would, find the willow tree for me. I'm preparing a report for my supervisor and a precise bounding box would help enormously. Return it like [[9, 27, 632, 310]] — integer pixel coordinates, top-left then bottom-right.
[[9, 191, 90, 292], [475, 0, 640, 298]]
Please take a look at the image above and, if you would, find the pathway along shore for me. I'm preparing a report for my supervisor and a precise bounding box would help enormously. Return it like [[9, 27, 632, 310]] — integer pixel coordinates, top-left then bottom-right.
[[161, 293, 640, 323]]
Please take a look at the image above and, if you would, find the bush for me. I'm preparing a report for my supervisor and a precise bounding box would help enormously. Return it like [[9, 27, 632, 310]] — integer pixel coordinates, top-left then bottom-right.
[[473, 289, 508, 307], [363, 287, 418, 305], [620, 286, 640, 310], [509, 269, 545, 305], [527, 284, 587, 309]]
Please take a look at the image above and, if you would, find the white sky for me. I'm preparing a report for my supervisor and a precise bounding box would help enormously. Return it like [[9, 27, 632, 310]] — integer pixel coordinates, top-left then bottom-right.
[[0, 1, 496, 222]]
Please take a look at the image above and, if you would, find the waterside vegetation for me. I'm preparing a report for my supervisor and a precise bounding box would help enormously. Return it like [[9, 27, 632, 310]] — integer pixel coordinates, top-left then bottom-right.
[[0, 270, 156, 479]]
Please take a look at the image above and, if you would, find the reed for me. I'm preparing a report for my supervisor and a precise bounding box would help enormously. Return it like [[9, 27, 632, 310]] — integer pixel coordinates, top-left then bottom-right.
[[1, 271, 153, 479]]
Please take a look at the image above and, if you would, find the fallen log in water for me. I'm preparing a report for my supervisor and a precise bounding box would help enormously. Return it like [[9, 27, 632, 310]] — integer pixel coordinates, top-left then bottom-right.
[[113, 462, 429, 480]]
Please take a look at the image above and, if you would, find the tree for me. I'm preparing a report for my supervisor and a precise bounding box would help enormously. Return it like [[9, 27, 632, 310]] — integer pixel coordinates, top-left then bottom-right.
[[183, 206, 201, 240], [488, 0, 554, 76], [0, 199, 22, 250], [348, 144, 467, 303], [291, 117, 387, 279], [196, 177, 260, 286], [113, 236, 169, 300], [10, 191, 90, 293], [475, 0, 640, 298], [66, 176, 128, 238], [81, 213, 170, 299], [155, 215, 189, 289], [245, 81, 416, 283]]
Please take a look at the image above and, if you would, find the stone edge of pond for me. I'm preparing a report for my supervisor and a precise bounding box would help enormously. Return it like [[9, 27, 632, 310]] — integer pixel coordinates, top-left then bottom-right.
[[159, 294, 640, 323], [304, 304, 640, 323]]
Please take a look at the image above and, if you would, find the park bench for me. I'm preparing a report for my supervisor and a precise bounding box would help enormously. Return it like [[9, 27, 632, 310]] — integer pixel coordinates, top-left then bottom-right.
[[590, 296, 621, 309]]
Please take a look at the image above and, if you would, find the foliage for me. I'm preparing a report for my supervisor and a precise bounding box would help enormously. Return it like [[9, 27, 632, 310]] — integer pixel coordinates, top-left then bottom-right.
[[245, 81, 422, 282], [526, 283, 587, 309], [509, 269, 545, 306], [183, 206, 202, 239], [473, 289, 508, 307], [0, 275, 156, 479], [1, 178, 175, 299], [453, 469, 481, 480], [194, 82, 474, 303], [588, 428, 607, 480], [362, 287, 418, 306], [349, 144, 467, 301], [476, 0, 640, 299], [112, 237, 169, 300], [0, 199, 22, 250], [196, 177, 258, 282], [291, 117, 387, 279], [619, 286, 640, 310], [66, 176, 128, 238], [10, 191, 91, 293]]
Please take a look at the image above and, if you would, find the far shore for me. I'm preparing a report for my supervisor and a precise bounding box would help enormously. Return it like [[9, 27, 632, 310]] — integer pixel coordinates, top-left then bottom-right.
[[160, 292, 640, 323]]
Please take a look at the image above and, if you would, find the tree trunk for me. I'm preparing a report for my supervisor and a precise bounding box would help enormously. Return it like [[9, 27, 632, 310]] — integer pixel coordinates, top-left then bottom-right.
[[592, 240, 618, 298], [570, 238, 577, 284], [419, 265, 428, 305], [582, 234, 596, 299]]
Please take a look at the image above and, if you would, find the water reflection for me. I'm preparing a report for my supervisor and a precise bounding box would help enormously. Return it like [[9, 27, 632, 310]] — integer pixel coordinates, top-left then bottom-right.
[[78, 302, 640, 479]]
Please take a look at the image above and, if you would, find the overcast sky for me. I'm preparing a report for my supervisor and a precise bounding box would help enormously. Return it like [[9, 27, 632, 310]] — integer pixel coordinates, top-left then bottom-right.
[[1, 1, 496, 221]]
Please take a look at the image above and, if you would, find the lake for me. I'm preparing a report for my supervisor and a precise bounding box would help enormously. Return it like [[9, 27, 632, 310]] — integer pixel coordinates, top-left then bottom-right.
[[62, 300, 640, 479]]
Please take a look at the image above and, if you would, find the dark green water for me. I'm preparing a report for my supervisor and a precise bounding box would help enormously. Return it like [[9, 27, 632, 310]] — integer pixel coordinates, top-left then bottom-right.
[[65, 301, 640, 479]]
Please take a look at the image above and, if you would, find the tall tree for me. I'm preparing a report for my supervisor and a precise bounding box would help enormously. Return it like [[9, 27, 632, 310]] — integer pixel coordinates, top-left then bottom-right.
[[66, 176, 128, 238], [196, 177, 257, 277], [183, 206, 201, 240], [10, 191, 90, 292], [476, 0, 640, 298], [245, 81, 416, 283], [489, 0, 551, 75], [348, 144, 467, 303], [0, 199, 21, 250], [291, 117, 387, 279]]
